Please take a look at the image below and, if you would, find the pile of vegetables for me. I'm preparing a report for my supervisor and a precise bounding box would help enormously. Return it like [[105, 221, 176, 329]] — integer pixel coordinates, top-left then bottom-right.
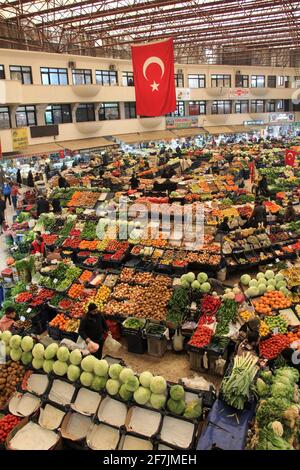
[[214, 299, 237, 337], [80, 221, 97, 241], [249, 367, 300, 450], [180, 272, 211, 293], [221, 353, 259, 410], [0, 414, 21, 443], [241, 271, 289, 298], [259, 334, 290, 360], [166, 287, 190, 326], [188, 325, 213, 349]]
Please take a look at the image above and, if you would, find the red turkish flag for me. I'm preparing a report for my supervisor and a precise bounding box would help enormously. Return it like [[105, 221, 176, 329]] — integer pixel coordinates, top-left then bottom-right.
[[285, 149, 297, 167], [131, 38, 176, 117]]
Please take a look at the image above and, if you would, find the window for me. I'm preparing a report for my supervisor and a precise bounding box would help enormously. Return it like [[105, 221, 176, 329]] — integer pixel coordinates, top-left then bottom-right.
[[277, 100, 284, 110], [175, 74, 184, 87], [188, 74, 205, 88], [267, 76, 276, 88], [0, 65, 5, 80], [211, 100, 232, 114], [235, 100, 249, 113], [10, 65, 32, 84], [235, 74, 249, 88], [76, 103, 95, 122], [41, 67, 68, 85], [122, 71, 134, 86], [294, 76, 300, 88], [251, 75, 265, 88], [251, 100, 265, 113], [188, 101, 206, 116], [124, 102, 136, 119], [277, 76, 284, 87], [16, 105, 36, 126], [0, 106, 10, 129], [96, 70, 118, 86], [72, 69, 92, 85], [45, 104, 72, 124], [267, 100, 276, 112], [211, 74, 231, 87], [99, 102, 120, 120]]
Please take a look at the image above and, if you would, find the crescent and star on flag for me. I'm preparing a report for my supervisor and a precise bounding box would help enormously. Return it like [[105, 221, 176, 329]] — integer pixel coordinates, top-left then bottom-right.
[[142, 56, 165, 92]]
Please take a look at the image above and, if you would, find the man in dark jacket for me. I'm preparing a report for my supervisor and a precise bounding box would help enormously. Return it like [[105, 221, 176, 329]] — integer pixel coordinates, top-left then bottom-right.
[[79, 303, 108, 359], [58, 174, 68, 189], [37, 196, 50, 217], [249, 200, 267, 227]]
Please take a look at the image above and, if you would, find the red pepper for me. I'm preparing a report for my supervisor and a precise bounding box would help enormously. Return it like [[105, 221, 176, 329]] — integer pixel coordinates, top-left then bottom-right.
[[259, 334, 290, 359], [188, 325, 213, 348]]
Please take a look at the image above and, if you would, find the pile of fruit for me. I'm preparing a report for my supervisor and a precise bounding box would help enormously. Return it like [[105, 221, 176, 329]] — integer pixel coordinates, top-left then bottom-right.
[[188, 325, 213, 348], [241, 271, 289, 299], [49, 314, 79, 332], [253, 291, 292, 315], [30, 289, 55, 307], [68, 283, 86, 300], [15, 292, 33, 304], [79, 270, 93, 284], [0, 414, 22, 443], [67, 191, 100, 208], [42, 234, 58, 246]]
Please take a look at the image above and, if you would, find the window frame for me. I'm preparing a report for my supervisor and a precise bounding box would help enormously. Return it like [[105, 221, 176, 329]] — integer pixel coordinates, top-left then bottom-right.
[[0, 106, 11, 129], [251, 75, 265, 88], [235, 74, 249, 88], [235, 100, 249, 113], [72, 69, 92, 85], [250, 99, 265, 113], [95, 70, 118, 86], [124, 102, 136, 119], [188, 100, 206, 116], [75, 103, 95, 122], [174, 73, 184, 87], [15, 105, 36, 127], [99, 102, 120, 121], [211, 100, 232, 115], [267, 75, 276, 88], [40, 67, 69, 85], [10, 65, 33, 84], [45, 104, 72, 125], [122, 71, 134, 87], [211, 74, 231, 88], [0, 65, 5, 80], [188, 74, 206, 88]]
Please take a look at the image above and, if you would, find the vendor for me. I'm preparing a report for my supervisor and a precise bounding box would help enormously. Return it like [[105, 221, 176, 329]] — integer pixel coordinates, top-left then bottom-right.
[[37, 195, 50, 217], [284, 201, 297, 223], [58, 174, 68, 189], [30, 235, 46, 256], [248, 200, 267, 228], [0, 306, 19, 332], [240, 317, 261, 339], [217, 216, 230, 234], [78, 303, 108, 359], [130, 173, 139, 190], [46, 246, 62, 263]]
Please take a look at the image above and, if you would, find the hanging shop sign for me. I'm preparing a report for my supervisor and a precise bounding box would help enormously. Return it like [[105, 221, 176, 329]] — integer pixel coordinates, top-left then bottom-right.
[[166, 116, 198, 129], [269, 113, 295, 123], [11, 128, 28, 151], [176, 88, 191, 100], [243, 120, 264, 126], [229, 88, 250, 98]]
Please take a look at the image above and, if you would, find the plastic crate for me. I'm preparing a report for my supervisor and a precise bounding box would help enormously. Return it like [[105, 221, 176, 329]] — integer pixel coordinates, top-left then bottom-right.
[[188, 348, 209, 373], [206, 343, 229, 377], [146, 335, 168, 358], [124, 330, 147, 354], [47, 324, 63, 341]]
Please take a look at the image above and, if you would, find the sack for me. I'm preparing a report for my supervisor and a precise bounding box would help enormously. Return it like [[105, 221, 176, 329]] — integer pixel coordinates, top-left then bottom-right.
[[104, 332, 121, 354]]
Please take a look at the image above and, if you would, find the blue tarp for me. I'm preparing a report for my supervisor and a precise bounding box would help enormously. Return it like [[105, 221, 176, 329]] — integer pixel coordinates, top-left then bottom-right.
[[197, 398, 255, 450]]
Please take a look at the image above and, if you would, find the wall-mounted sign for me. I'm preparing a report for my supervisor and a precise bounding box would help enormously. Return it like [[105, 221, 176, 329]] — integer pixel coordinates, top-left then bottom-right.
[[269, 113, 295, 123], [166, 116, 198, 129], [176, 88, 191, 100], [244, 120, 264, 126], [229, 88, 250, 98], [11, 128, 28, 151]]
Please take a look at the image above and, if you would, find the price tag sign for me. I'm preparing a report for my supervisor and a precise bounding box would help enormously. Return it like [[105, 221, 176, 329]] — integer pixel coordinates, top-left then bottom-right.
[[26, 308, 32, 314], [273, 327, 279, 334], [53, 279, 58, 284], [20, 316, 26, 322], [276, 258, 280, 263]]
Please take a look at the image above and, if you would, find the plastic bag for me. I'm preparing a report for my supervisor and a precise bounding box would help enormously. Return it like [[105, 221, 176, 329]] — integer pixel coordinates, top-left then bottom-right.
[[104, 332, 121, 354]]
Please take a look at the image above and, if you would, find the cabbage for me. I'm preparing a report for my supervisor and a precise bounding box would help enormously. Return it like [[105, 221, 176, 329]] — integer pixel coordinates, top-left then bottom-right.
[[183, 400, 202, 419], [256, 378, 269, 397], [119, 368, 134, 384], [191, 280, 201, 290], [267, 279, 276, 287], [266, 285, 275, 292], [265, 270, 275, 280], [43, 359, 54, 374], [5, 345, 10, 356], [280, 287, 289, 296], [276, 281, 287, 289], [150, 393, 166, 409], [53, 360, 68, 376], [257, 272, 266, 281], [21, 351, 32, 365], [80, 371, 94, 387], [271, 382, 293, 399], [258, 283, 267, 295], [94, 359, 109, 377], [44, 343, 59, 360], [180, 280, 190, 288], [150, 376, 167, 394], [81, 355, 97, 373], [139, 371, 153, 388], [197, 272, 208, 284], [56, 346, 70, 362], [106, 378, 121, 396], [119, 384, 133, 401], [91, 376, 107, 392], [67, 365, 81, 382], [9, 335, 22, 349], [246, 286, 259, 297], [125, 376, 139, 392], [170, 385, 185, 401], [21, 336, 34, 352], [10, 347, 22, 361], [32, 343, 45, 360], [133, 386, 151, 405], [167, 398, 185, 415], [108, 363, 123, 380], [200, 282, 211, 293], [275, 273, 284, 282], [249, 279, 258, 288], [260, 370, 273, 385], [257, 278, 267, 286], [69, 349, 82, 366], [32, 358, 44, 370], [1, 330, 12, 345], [186, 272, 196, 283], [180, 274, 189, 285], [240, 274, 251, 286], [275, 367, 299, 384]]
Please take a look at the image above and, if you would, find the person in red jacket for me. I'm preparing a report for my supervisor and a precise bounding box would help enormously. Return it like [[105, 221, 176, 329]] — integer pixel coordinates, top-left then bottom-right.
[[0, 306, 19, 332], [31, 235, 46, 256]]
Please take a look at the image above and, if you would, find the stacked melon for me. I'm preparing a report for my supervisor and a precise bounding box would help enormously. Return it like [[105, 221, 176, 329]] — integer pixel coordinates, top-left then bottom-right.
[[240, 271, 288, 298], [0, 332, 35, 365], [180, 272, 211, 293]]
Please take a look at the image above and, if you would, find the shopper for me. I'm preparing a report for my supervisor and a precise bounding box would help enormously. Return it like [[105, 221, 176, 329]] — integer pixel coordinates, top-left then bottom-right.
[[36, 195, 50, 217], [27, 170, 34, 188], [130, 173, 139, 190], [45, 163, 51, 181], [52, 197, 61, 214], [218, 216, 231, 234], [11, 183, 20, 211], [16, 169, 22, 186], [257, 175, 269, 197], [284, 201, 297, 223], [30, 235, 46, 256], [249, 200, 267, 228], [46, 246, 62, 263], [3, 181, 11, 206], [0, 195, 5, 234], [58, 174, 68, 189], [0, 306, 19, 332], [78, 303, 108, 359]]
